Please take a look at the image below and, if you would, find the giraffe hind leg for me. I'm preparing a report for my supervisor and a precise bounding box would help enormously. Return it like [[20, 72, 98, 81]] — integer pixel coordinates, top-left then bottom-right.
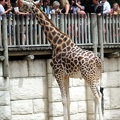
[[91, 86, 103, 120]]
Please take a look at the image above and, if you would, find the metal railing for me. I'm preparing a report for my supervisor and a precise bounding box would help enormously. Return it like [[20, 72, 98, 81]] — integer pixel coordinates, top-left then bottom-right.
[[0, 13, 120, 48]]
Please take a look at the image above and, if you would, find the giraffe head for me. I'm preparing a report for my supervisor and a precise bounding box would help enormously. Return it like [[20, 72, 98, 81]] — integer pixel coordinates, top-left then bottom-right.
[[22, 1, 44, 15], [21, 1, 34, 13]]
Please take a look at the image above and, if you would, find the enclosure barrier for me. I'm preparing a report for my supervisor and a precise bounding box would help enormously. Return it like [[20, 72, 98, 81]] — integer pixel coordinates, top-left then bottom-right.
[[0, 13, 120, 47]]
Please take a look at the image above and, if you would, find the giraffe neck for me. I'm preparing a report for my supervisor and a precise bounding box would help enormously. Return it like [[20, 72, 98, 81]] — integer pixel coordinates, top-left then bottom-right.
[[29, 5, 76, 54], [22, 2, 75, 51], [31, 6, 63, 47]]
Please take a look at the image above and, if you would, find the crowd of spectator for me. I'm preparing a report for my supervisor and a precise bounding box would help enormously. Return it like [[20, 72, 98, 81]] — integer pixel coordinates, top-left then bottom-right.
[[0, 0, 120, 20], [35, 0, 120, 16], [0, 0, 119, 45]]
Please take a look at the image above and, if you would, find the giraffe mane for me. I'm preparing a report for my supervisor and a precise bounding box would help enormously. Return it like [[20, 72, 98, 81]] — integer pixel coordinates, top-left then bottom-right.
[[32, 2, 72, 40]]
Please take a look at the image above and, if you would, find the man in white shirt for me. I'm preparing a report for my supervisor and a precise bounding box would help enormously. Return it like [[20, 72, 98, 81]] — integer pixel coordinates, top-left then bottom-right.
[[101, 0, 111, 14], [0, 0, 12, 20]]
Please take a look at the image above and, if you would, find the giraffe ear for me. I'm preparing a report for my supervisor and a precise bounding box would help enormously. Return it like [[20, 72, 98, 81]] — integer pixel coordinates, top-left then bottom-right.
[[23, 1, 33, 9]]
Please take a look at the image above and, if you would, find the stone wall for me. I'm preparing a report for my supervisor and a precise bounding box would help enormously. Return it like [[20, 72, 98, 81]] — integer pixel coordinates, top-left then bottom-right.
[[9, 60, 48, 120], [0, 58, 120, 120], [103, 58, 120, 120]]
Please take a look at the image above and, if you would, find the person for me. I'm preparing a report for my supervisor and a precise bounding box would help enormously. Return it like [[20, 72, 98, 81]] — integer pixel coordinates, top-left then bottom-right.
[[70, 0, 80, 14], [41, 0, 50, 18], [0, 0, 12, 45], [90, 0, 103, 15], [76, 0, 85, 14], [70, 0, 85, 14], [51, 1, 61, 14], [14, 0, 29, 15], [100, 0, 111, 14], [4, 0, 12, 11], [111, 3, 120, 15], [76, 0, 85, 11], [0, 0, 12, 20], [60, 0, 70, 14], [13, 0, 29, 45], [36, 0, 43, 11]]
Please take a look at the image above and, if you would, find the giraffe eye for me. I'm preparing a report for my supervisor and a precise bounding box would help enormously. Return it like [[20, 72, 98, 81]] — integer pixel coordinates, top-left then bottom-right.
[[35, 9, 38, 12]]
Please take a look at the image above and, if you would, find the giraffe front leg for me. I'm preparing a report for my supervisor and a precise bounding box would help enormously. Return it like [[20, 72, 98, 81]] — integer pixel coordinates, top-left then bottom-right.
[[55, 74, 70, 120], [63, 77, 70, 120], [62, 95, 70, 120]]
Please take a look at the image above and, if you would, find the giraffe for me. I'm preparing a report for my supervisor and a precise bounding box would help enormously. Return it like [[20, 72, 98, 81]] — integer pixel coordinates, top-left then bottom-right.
[[22, 2, 103, 120]]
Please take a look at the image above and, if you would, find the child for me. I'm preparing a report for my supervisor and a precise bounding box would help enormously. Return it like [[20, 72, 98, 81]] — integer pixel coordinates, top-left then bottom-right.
[[51, 1, 61, 14], [111, 3, 120, 15], [0, 0, 12, 20]]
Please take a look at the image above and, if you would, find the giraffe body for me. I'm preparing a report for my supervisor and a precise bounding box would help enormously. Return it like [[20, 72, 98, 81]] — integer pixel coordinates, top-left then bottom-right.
[[22, 2, 103, 120]]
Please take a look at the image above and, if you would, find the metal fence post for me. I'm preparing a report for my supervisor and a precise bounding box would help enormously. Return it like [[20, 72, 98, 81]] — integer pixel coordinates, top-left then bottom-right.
[[59, 14, 64, 33], [91, 14, 98, 56], [2, 15, 9, 77], [98, 15, 104, 62], [51, 14, 56, 25], [98, 15, 105, 116]]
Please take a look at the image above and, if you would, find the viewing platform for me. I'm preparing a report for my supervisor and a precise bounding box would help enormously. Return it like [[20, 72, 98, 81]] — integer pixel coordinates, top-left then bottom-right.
[[0, 13, 120, 59]]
